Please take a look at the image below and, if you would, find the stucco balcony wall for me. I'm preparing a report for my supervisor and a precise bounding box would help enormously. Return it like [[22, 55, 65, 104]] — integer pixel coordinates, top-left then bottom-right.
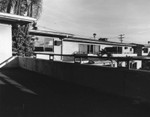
[[17, 57, 150, 103], [0, 56, 19, 68]]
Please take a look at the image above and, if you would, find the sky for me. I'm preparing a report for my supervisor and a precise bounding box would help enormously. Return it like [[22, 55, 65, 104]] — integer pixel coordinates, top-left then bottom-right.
[[38, 0, 150, 44]]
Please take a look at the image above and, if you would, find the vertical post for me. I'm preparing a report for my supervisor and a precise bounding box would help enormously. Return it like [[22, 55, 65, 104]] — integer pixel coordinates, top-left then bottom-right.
[[61, 38, 63, 61], [33, 53, 36, 59], [126, 60, 130, 69], [117, 47, 118, 54], [141, 60, 145, 69], [49, 54, 54, 61], [49, 55, 51, 60], [74, 55, 76, 63], [117, 60, 119, 68], [80, 57, 82, 64], [43, 38, 45, 51]]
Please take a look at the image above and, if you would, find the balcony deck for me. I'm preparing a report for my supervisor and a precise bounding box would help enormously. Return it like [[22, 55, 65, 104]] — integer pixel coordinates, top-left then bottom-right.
[[0, 68, 150, 117]]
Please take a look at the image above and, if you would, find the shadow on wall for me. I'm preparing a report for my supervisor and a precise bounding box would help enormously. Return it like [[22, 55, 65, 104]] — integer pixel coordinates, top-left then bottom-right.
[[3, 56, 150, 104], [0, 56, 19, 69], [18, 57, 150, 104]]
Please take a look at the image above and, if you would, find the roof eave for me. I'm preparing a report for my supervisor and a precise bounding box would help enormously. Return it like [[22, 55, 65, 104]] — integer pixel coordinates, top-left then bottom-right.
[[0, 12, 36, 24], [29, 30, 73, 38]]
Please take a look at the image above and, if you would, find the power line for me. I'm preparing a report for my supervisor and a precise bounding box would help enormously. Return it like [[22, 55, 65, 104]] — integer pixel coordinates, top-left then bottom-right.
[[38, 25, 64, 32]]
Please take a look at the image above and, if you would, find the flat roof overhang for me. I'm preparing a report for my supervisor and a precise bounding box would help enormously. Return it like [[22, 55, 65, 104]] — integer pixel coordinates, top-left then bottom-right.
[[0, 12, 36, 24], [29, 30, 74, 38], [143, 44, 150, 48]]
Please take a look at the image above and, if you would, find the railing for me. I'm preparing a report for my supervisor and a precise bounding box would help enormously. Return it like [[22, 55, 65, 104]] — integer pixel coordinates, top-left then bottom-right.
[[33, 52, 150, 60], [33, 52, 150, 70], [33, 52, 90, 63]]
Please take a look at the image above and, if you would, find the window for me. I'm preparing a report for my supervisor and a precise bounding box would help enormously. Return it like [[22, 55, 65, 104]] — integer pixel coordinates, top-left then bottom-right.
[[87, 45, 94, 54], [34, 37, 54, 52], [118, 47, 122, 54], [34, 47, 44, 51], [44, 39, 54, 52], [54, 40, 62, 46], [143, 48, 148, 53], [105, 47, 122, 54], [79, 44, 88, 54]]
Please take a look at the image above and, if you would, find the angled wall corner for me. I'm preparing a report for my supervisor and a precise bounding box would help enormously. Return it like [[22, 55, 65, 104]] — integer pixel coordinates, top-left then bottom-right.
[[0, 23, 12, 64]]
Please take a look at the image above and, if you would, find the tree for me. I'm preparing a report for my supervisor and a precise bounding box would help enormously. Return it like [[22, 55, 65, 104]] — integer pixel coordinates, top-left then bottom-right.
[[0, 0, 16, 13], [0, 0, 42, 56], [0, 0, 42, 17], [27, 0, 42, 19]]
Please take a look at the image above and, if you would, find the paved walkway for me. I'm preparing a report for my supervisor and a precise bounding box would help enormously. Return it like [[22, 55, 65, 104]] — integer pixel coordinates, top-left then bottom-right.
[[0, 68, 150, 117]]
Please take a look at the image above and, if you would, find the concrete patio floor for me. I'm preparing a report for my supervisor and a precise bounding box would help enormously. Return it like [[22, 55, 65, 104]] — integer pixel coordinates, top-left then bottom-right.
[[0, 68, 150, 117]]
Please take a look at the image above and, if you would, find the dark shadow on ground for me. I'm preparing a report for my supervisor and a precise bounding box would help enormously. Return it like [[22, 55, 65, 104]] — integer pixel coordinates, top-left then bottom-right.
[[0, 68, 150, 117]]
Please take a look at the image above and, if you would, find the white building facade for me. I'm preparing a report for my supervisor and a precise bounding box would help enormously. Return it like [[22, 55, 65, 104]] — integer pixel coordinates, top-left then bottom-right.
[[0, 13, 36, 64]]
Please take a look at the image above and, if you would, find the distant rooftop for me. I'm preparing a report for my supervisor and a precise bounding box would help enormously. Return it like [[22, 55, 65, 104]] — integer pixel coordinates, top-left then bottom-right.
[[29, 29, 140, 47], [66, 37, 138, 47], [143, 44, 150, 48], [0, 12, 36, 24]]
